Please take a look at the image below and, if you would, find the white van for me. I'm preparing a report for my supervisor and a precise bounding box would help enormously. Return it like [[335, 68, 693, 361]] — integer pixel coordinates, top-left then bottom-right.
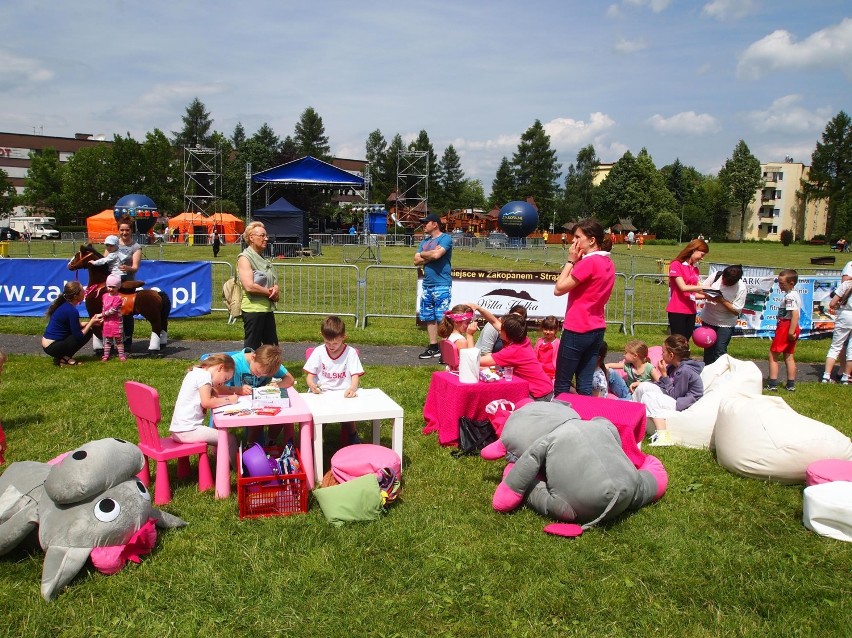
[[8, 216, 60, 240]]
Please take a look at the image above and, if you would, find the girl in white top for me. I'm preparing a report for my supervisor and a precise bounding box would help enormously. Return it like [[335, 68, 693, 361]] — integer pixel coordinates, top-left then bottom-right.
[[170, 353, 240, 466], [822, 280, 852, 384], [437, 304, 478, 355]]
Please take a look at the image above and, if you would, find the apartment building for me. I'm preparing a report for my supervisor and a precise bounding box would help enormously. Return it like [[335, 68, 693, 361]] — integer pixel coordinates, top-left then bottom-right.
[[0, 132, 111, 215], [734, 159, 828, 241]]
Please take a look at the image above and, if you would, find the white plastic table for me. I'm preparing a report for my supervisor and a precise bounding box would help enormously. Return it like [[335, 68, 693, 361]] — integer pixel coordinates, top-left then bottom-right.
[[300, 388, 403, 483]]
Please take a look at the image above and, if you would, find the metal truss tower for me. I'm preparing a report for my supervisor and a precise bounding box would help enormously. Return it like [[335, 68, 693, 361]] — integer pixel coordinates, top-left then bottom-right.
[[396, 149, 428, 215], [183, 145, 222, 214]]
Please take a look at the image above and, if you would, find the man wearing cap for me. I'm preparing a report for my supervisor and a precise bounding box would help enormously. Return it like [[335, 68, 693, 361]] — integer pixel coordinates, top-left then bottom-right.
[[414, 213, 453, 359], [90, 235, 124, 277]]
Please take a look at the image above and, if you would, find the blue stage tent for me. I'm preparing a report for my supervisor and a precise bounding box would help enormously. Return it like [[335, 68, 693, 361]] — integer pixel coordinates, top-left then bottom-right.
[[252, 197, 309, 246], [252, 155, 365, 188]]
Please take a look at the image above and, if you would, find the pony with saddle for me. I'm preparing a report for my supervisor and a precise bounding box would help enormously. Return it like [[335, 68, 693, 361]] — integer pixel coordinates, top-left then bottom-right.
[[67, 245, 171, 355]]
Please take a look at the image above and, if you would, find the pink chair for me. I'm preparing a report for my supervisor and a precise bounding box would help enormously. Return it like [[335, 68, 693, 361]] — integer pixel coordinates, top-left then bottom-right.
[[617, 345, 665, 380], [124, 381, 214, 505], [438, 340, 460, 372]]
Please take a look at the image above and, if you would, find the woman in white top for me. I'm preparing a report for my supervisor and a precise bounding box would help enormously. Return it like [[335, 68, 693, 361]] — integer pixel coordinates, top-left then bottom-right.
[[822, 280, 852, 384], [698, 264, 746, 365]]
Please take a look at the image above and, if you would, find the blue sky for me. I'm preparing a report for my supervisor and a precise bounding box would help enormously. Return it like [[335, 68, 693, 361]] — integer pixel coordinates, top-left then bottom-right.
[[1, 1, 849, 196]]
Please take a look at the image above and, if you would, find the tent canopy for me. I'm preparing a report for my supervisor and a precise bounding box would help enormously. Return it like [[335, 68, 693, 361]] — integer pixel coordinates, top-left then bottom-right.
[[167, 212, 245, 242], [86, 209, 118, 243], [252, 155, 365, 188], [252, 197, 308, 245]]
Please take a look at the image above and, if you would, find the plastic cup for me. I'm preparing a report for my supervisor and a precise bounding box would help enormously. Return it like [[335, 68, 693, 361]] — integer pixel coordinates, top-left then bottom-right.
[[503, 367, 514, 382]]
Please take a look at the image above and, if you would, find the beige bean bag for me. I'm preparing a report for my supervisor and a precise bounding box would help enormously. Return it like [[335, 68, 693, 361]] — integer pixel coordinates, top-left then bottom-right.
[[803, 481, 852, 542], [664, 355, 763, 449], [715, 394, 852, 484]]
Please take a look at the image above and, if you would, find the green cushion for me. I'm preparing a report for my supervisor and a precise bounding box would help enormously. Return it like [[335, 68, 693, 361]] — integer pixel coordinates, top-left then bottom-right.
[[312, 474, 383, 526]]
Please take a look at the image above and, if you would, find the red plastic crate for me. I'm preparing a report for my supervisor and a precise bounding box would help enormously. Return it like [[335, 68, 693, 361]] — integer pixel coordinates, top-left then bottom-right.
[[237, 446, 308, 519]]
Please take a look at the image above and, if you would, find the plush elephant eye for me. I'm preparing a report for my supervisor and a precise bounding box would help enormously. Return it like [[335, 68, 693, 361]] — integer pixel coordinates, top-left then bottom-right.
[[93, 498, 121, 522], [135, 479, 150, 500], [71, 450, 88, 460]]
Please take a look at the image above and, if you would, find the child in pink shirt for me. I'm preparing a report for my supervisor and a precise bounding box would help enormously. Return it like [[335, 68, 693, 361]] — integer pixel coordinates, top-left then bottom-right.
[[101, 274, 126, 362], [533, 315, 560, 381]]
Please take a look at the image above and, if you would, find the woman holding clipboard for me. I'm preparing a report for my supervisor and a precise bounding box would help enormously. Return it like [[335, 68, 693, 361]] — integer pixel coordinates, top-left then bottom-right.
[[698, 265, 746, 364]]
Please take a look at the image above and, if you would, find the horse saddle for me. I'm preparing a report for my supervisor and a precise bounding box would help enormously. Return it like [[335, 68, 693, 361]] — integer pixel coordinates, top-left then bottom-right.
[[120, 280, 144, 292]]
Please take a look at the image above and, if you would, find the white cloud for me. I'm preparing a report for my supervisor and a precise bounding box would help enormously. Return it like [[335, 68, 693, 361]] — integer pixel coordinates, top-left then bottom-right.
[[647, 111, 721, 135], [614, 37, 648, 54], [743, 95, 833, 134], [623, 0, 672, 13], [107, 81, 228, 121], [543, 113, 617, 149], [702, 0, 759, 21], [451, 134, 520, 152], [0, 49, 54, 87], [606, 4, 621, 18], [737, 18, 852, 80]]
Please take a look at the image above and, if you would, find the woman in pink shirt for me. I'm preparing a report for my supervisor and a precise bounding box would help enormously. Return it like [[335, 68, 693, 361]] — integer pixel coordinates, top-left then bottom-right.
[[666, 239, 709, 341], [553, 219, 615, 395]]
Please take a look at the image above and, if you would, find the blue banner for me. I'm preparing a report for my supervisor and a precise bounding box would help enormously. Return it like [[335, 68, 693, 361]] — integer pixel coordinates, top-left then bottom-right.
[[0, 259, 212, 318]]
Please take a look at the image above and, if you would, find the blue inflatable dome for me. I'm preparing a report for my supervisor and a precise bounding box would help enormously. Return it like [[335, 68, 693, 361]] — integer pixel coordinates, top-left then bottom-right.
[[114, 194, 158, 221], [498, 201, 539, 238]]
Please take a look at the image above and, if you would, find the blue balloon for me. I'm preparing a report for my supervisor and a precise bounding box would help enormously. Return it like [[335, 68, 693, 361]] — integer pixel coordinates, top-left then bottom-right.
[[114, 194, 158, 234], [498, 201, 539, 237]]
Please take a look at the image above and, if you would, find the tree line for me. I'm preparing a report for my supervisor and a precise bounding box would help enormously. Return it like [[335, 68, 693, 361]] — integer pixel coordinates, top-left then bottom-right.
[[2, 98, 849, 241]]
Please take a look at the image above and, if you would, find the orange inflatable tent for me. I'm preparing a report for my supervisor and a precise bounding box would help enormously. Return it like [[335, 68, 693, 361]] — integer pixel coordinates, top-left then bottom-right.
[[86, 209, 119, 243], [167, 212, 245, 243]]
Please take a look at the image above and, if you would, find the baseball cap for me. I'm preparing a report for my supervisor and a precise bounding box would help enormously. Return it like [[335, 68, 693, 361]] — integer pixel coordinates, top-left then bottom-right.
[[104, 235, 119, 246], [419, 214, 441, 224]]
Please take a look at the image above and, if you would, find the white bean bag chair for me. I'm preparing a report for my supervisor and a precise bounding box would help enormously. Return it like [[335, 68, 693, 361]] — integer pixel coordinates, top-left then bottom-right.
[[803, 481, 852, 542], [664, 355, 763, 449], [715, 394, 852, 484]]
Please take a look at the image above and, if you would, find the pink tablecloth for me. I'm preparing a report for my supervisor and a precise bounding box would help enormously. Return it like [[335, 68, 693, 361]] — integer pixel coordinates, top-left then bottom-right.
[[554, 392, 647, 467], [423, 371, 531, 446]]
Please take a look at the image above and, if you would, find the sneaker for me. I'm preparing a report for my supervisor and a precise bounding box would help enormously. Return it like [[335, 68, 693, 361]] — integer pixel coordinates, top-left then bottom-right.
[[840, 376, 850, 386], [119, 356, 127, 362], [418, 346, 440, 359], [438, 357, 446, 366], [785, 383, 796, 392], [101, 357, 108, 362], [649, 430, 673, 447], [821, 376, 832, 384], [765, 382, 778, 392]]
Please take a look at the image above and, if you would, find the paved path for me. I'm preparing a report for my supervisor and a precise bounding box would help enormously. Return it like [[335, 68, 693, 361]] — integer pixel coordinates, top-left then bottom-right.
[[0, 333, 830, 382]]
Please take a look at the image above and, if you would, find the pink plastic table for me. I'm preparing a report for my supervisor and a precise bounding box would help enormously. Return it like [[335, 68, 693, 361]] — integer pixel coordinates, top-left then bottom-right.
[[212, 387, 315, 498], [554, 392, 647, 467], [422, 371, 531, 446]]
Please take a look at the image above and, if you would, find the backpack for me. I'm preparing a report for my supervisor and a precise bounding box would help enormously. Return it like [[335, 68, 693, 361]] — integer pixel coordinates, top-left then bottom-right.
[[222, 275, 243, 323], [451, 417, 497, 458]]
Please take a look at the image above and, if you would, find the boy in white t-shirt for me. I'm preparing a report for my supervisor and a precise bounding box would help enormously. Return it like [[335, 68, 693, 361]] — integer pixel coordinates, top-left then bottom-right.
[[767, 269, 802, 392], [303, 316, 364, 444]]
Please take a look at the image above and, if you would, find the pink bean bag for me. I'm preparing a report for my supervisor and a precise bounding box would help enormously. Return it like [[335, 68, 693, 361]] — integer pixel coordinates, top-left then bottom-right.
[[806, 459, 852, 486], [331, 444, 401, 483]]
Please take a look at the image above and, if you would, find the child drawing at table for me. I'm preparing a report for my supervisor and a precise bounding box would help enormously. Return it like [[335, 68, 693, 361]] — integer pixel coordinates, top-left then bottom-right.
[[303, 316, 364, 445], [437, 304, 478, 355], [606, 339, 654, 393], [468, 303, 554, 401], [224, 345, 295, 445], [170, 353, 239, 466], [533, 315, 560, 381], [100, 274, 126, 362]]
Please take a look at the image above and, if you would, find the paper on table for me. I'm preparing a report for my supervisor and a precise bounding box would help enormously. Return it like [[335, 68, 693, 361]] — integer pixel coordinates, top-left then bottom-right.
[[213, 396, 252, 415]]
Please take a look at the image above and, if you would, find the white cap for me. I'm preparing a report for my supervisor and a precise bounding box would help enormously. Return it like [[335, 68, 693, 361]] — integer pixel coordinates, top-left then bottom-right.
[[104, 235, 119, 246]]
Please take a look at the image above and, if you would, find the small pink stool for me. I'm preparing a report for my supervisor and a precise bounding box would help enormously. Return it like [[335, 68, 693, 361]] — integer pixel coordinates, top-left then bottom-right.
[[331, 444, 401, 483], [806, 459, 852, 486]]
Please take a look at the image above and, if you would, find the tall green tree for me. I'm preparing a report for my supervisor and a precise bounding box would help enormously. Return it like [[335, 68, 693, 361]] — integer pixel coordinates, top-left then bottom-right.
[[105, 134, 145, 199], [718, 140, 763, 242], [661, 159, 703, 240], [806, 110, 852, 238], [294, 107, 331, 161], [172, 97, 213, 148], [437, 144, 465, 210], [60, 144, 113, 219], [22, 148, 64, 218], [0, 168, 17, 217], [140, 129, 182, 215], [384, 134, 406, 201], [365, 129, 392, 203], [231, 122, 246, 149], [695, 175, 733, 241], [489, 157, 515, 209], [458, 178, 487, 210], [511, 119, 561, 218], [563, 145, 599, 222]]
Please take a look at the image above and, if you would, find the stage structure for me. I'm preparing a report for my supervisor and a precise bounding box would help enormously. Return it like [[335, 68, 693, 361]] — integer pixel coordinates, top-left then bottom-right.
[[396, 150, 429, 226], [183, 145, 222, 214]]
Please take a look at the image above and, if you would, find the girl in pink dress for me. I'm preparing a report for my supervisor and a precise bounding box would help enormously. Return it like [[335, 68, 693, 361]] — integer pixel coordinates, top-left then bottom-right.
[[666, 238, 709, 341], [101, 274, 126, 361]]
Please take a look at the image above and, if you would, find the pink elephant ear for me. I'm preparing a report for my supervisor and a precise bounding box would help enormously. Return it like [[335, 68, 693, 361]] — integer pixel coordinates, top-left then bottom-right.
[[543, 523, 584, 538]]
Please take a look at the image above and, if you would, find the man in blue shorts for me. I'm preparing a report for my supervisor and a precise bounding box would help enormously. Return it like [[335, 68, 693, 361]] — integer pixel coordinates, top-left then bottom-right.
[[414, 213, 453, 359]]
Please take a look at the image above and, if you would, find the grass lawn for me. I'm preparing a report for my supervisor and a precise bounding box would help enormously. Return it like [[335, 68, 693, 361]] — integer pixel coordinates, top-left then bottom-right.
[[0, 355, 849, 637]]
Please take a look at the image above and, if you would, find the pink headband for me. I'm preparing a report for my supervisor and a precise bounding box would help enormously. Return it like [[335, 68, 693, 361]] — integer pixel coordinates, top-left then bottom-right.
[[447, 311, 474, 321]]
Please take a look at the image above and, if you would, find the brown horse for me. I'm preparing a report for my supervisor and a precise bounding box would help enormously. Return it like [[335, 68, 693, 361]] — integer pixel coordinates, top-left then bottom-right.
[[67, 244, 171, 355]]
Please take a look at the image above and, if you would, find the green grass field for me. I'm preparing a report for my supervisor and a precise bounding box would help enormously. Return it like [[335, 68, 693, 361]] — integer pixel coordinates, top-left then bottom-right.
[[0, 241, 849, 637]]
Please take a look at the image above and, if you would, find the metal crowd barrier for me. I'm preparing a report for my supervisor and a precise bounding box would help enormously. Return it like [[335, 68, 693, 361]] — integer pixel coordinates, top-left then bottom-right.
[[362, 265, 419, 327]]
